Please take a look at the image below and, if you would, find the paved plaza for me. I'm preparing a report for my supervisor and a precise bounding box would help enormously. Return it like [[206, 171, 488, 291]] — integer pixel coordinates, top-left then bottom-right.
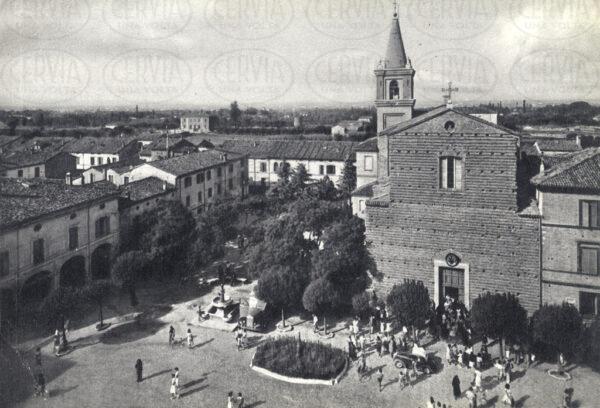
[[8, 282, 600, 408]]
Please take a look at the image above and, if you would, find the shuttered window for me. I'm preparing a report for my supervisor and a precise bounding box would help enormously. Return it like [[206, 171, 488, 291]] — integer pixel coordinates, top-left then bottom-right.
[[579, 244, 600, 275], [580, 201, 600, 228], [440, 157, 463, 190]]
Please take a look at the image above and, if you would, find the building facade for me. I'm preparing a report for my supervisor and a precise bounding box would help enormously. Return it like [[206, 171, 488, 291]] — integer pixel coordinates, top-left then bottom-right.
[[364, 108, 542, 313], [532, 148, 600, 317], [180, 116, 211, 133], [64, 137, 140, 170], [0, 179, 120, 310], [220, 140, 356, 187], [129, 150, 247, 216]]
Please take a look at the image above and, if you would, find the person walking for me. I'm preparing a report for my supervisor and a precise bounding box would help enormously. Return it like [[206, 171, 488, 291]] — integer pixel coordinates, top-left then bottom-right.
[[53, 330, 61, 356], [227, 391, 235, 408], [368, 314, 374, 337], [135, 359, 143, 382], [563, 388, 572, 408], [187, 328, 194, 348], [376, 367, 384, 392], [312, 314, 318, 333], [375, 335, 383, 357], [353, 316, 360, 335], [237, 392, 245, 408], [169, 326, 175, 345], [502, 384, 515, 406], [426, 397, 435, 408], [170, 374, 177, 400], [466, 386, 477, 408], [452, 375, 461, 400]]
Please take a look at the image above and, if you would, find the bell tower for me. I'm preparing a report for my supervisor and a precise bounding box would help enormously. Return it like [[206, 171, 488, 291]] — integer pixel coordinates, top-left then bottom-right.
[[374, 6, 415, 133]]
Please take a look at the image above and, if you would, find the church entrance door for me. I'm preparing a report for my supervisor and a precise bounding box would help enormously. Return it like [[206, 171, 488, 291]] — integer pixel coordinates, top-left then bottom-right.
[[439, 267, 465, 304]]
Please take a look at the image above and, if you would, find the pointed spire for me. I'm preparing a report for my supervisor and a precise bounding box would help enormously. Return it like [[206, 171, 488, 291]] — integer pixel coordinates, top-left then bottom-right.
[[385, 8, 408, 69]]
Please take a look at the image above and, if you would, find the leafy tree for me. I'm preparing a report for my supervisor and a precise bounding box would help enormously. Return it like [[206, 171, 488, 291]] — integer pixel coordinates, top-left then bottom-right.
[[256, 265, 308, 327], [314, 176, 337, 201], [82, 280, 114, 329], [39, 287, 84, 347], [276, 161, 291, 185], [386, 281, 433, 339], [112, 251, 150, 306], [471, 292, 528, 357], [532, 303, 583, 359], [138, 201, 196, 277], [311, 217, 370, 306], [248, 216, 314, 279], [289, 198, 350, 245], [339, 157, 357, 196], [230, 101, 241, 125], [302, 278, 339, 333], [352, 291, 371, 319]]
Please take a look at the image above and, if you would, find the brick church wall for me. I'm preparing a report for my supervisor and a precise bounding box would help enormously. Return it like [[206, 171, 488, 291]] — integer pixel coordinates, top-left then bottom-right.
[[366, 202, 541, 313]]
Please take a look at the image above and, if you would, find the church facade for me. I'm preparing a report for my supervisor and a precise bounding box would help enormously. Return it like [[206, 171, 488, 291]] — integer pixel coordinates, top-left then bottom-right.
[[356, 11, 542, 313]]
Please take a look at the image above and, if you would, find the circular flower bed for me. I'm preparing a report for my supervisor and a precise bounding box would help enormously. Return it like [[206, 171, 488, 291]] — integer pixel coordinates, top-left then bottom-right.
[[253, 337, 347, 380]]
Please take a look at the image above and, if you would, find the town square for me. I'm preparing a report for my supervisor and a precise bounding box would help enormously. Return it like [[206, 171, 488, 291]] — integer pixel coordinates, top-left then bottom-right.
[[1, 1, 600, 407]]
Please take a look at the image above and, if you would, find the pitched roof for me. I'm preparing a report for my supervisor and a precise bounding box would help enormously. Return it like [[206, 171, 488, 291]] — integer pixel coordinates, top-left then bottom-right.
[[84, 158, 144, 174], [354, 137, 378, 152], [0, 178, 118, 229], [380, 106, 520, 137], [120, 177, 174, 202], [385, 14, 408, 68], [149, 137, 195, 152], [148, 150, 244, 177], [535, 138, 581, 153], [0, 135, 21, 147], [0, 149, 68, 168], [219, 140, 357, 161], [63, 136, 138, 154], [352, 181, 376, 197], [532, 147, 600, 191]]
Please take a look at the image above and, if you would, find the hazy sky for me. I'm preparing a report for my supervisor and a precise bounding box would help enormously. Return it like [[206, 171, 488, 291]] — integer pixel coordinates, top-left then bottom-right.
[[0, 0, 599, 110]]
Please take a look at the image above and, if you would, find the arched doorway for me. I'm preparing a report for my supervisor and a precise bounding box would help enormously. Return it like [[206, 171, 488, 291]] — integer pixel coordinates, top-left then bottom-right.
[[60, 256, 86, 288], [20, 271, 53, 303], [91, 244, 111, 280]]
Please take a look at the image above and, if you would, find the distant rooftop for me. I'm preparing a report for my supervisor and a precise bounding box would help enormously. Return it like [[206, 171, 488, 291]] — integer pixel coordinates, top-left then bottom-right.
[[120, 176, 174, 203], [0, 178, 118, 229], [148, 149, 244, 177], [85, 158, 144, 174], [63, 136, 138, 154], [354, 137, 378, 152], [219, 140, 357, 161]]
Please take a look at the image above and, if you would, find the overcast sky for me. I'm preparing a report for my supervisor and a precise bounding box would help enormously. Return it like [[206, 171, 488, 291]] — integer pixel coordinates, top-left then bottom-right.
[[0, 0, 599, 110]]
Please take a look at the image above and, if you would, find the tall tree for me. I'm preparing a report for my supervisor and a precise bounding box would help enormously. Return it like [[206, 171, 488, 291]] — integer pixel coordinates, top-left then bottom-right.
[[112, 251, 150, 306], [311, 216, 370, 306], [230, 101, 241, 126], [39, 287, 84, 348], [256, 265, 308, 327], [339, 157, 357, 196], [302, 278, 339, 333], [532, 303, 583, 359], [471, 292, 528, 357], [82, 281, 114, 330], [386, 281, 433, 339]]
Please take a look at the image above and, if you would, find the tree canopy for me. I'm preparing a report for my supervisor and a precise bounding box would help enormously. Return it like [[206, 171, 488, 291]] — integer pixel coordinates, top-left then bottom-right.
[[532, 303, 583, 358], [471, 292, 528, 356], [339, 157, 357, 196], [386, 281, 433, 332], [302, 278, 339, 317], [256, 265, 307, 312], [112, 250, 150, 306]]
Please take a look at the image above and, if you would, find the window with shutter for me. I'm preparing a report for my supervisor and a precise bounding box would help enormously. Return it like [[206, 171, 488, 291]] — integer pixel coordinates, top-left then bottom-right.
[[581, 201, 600, 228], [579, 244, 600, 275]]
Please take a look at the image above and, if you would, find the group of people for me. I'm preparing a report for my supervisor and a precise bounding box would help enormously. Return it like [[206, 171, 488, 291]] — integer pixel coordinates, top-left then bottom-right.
[[445, 343, 491, 371], [227, 391, 245, 408]]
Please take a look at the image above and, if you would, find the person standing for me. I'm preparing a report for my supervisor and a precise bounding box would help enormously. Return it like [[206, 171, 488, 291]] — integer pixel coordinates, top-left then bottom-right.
[[353, 316, 360, 335], [237, 392, 245, 408], [390, 335, 397, 356], [169, 326, 175, 345], [426, 397, 435, 408], [466, 386, 477, 408], [502, 384, 515, 406], [227, 391, 235, 408], [452, 375, 461, 399], [312, 314, 319, 333], [135, 359, 143, 382], [368, 314, 374, 337], [375, 335, 382, 357], [187, 328, 194, 348], [53, 330, 61, 356], [376, 367, 384, 392], [36, 373, 47, 399]]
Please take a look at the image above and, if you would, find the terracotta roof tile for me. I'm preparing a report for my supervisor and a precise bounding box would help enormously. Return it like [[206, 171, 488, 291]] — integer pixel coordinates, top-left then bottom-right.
[[532, 147, 600, 191]]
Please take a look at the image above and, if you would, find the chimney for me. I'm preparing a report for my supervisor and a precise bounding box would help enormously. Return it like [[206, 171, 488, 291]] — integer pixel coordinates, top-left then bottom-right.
[[66, 172, 72, 185]]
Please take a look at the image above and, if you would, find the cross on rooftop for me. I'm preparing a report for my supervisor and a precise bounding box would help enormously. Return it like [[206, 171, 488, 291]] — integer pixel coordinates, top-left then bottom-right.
[[442, 81, 459, 105]]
